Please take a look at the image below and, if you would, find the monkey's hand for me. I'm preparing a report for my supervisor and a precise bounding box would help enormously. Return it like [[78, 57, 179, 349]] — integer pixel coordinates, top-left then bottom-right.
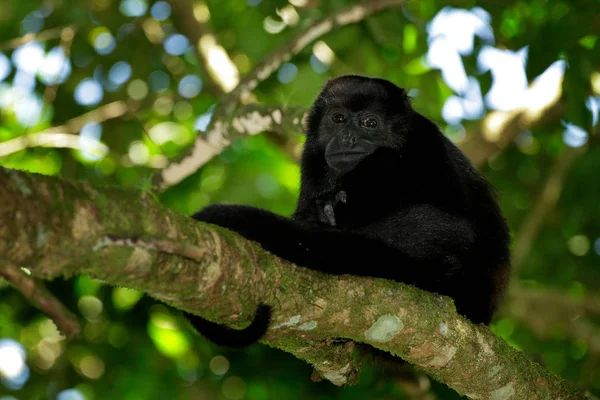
[[316, 190, 347, 227]]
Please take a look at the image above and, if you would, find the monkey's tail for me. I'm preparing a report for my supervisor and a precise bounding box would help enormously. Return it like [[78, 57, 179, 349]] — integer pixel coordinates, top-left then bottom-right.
[[184, 304, 271, 348]]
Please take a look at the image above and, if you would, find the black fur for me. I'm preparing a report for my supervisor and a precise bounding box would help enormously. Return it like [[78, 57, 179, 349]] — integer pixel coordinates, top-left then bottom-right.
[[186, 75, 511, 347]]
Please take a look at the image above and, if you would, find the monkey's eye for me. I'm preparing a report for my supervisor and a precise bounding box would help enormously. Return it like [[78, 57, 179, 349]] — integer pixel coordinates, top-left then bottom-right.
[[362, 118, 378, 128], [331, 113, 346, 123]]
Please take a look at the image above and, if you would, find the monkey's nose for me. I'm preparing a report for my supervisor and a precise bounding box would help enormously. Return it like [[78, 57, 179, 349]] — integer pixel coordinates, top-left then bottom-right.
[[343, 134, 358, 148]]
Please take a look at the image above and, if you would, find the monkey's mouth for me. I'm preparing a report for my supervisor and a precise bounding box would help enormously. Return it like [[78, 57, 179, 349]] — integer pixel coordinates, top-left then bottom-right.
[[326, 151, 367, 158], [325, 151, 371, 175]]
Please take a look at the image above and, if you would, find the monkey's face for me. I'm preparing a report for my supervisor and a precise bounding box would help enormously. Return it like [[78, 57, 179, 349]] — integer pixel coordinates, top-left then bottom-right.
[[306, 75, 412, 176]]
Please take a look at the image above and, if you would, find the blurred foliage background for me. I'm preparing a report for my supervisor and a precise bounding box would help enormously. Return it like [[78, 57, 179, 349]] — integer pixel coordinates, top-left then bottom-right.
[[1, 0, 600, 399]]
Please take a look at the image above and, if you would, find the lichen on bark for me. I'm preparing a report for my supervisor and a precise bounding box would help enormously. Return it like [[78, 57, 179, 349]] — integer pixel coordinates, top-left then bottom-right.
[[0, 167, 586, 399]]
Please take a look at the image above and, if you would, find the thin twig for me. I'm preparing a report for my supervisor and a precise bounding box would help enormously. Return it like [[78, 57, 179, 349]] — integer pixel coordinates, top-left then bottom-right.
[[0, 25, 77, 51], [512, 146, 587, 273], [506, 285, 600, 357], [0, 258, 80, 338], [0, 132, 108, 158], [0, 101, 130, 157]]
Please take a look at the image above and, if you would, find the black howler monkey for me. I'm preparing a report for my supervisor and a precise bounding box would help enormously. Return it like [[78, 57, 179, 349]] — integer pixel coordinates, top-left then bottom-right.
[[186, 75, 511, 347]]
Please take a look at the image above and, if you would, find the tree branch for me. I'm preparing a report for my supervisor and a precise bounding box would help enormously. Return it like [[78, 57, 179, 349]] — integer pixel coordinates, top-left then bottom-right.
[[0, 166, 586, 399], [155, 0, 407, 189], [506, 285, 600, 357], [156, 105, 306, 186], [0, 258, 80, 338]]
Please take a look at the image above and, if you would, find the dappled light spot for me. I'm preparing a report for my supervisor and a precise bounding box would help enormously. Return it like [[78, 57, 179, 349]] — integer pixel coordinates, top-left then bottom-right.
[[79, 122, 105, 161], [164, 34, 190, 56], [20, 12, 44, 35], [427, 37, 468, 93], [74, 78, 103, 106], [277, 63, 298, 84], [12, 41, 45, 75], [174, 101, 194, 121], [108, 61, 132, 86], [194, 3, 211, 22], [178, 74, 203, 98], [149, 121, 191, 145], [38, 47, 71, 85], [10, 89, 44, 127], [442, 96, 463, 125], [195, 107, 215, 132], [263, 16, 286, 34], [210, 355, 230, 375], [13, 70, 36, 91], [461, 77, 484, 119], [153, 96, 174, 116], [568, 235, 590, 256], [311, 41, 334, 74], [594, 238, 600, 256], [148, 306, 190, 358], [0, 53, 12, 82], [199, 35, 240, 91], [93, 31, 116, 55], [116, 23, 135, 40], [256, 173, 280, 198], [310, 55, 328, 74], [592, 72, 600, 94], [36, 319, 65, 370], [514, 131, 540, 155], [247, 0, 262, 7], [78, 295, 104, 321], [151, 1, 171, 21], [478, 46, 528, 111], [521, 60, 565, 115], [57, 389, 85, 400], [586, 96, 600, 127], [222, 376, 247, 400], [428, 7, 494, 57], [142, 18, 165, 44], [79, 355, 105, 379], [120, 0, 148, 17], [128, 140, 150, 165], [426, 7, 494, 94], [112, 287, 143, 311], [277, 5, 299, 26], [0, 339, 29, 390], [201, 164, 225, 192], [562, 122, 588, 148], [127, 78, 149, 100], [148, 70, 170, 92]]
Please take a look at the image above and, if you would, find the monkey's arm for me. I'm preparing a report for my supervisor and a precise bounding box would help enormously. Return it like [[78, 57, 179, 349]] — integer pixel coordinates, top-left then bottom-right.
[[192, 204, 464, 291]]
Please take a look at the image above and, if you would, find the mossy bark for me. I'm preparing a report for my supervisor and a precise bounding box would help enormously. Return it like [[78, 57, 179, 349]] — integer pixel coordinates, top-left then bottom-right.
[[0, 167, 585, 399]]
